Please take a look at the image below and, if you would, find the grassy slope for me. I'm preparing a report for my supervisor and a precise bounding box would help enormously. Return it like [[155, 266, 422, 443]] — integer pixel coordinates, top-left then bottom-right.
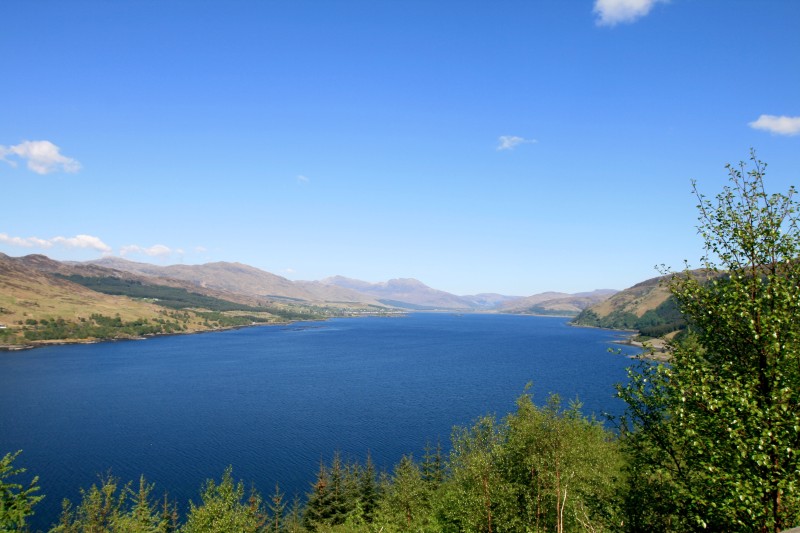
[[0, 257, 167, 327]]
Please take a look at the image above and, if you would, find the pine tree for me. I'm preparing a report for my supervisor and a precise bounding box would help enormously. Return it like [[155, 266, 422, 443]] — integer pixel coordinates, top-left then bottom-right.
[[267, 483, 285, 533]]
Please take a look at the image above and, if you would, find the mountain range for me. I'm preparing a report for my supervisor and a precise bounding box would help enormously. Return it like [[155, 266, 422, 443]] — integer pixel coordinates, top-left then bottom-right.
[[3, 254, 618, 313], [84, 257, 616, 313], [0, 253, 619, 346]]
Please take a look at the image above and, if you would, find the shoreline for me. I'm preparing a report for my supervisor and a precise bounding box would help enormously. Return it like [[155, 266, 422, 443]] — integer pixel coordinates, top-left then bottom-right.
[[570, 322, 672, 362], [0, 318, 310, 353], [0, 311, 411, 353], [612, 337, 671, 362]]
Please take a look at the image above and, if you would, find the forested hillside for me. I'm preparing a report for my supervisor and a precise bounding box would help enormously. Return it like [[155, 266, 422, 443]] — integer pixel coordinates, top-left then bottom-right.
[[571, 273, 691, 337], [0, 255, 377, 348]]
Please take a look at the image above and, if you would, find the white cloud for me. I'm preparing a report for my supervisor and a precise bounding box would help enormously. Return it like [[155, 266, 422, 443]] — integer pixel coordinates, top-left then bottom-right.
[[496, 135, 537, 151], [194, 246, 208, 253], [0, 232, 111, 252], [120, 244, 173, 257], [594, 0, 666, 27], [748, 115, 800, 136], [296, 174, 310, 184], [0, 140, 81, 175]]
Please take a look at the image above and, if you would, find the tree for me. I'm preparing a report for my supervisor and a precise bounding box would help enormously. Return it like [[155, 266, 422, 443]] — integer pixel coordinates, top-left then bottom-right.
[[374, 454, 434, 532], [0, 451, 43, 531], [182, 467, 265, 533], [52, 474, 172, 533], [501, 393, 625, 533], [619, 152, 800, 531], [437, 416, 511, 533], [357, 454, 379, 523], [267, 483, 285, 533]]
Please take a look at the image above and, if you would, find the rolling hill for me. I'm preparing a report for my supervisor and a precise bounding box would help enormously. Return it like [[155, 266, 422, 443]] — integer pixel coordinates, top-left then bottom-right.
[[1, 252, 626, 346], [501, 289, 619, 316], [88, 258, 382, 306], [571, 272, 701, 337]]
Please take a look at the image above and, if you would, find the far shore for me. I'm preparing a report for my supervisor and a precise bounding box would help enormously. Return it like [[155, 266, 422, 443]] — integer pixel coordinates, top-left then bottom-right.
[[0, 311, 413, 353]]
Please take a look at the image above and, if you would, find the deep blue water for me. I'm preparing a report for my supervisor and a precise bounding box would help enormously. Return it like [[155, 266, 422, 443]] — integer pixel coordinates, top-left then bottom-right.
[[0, 313, 639, 530]]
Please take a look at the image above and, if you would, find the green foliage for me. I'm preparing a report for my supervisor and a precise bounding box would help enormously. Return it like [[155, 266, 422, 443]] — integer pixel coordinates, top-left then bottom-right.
[[523, 306, 580, 317], [436, 392, 624, 532], [573, 297, 686, 337], [17, 389, 628, 533], [0, 451, 43, 531], [60, 276, 259, 313], [636, 297, 686, 337], [374, 455, 434, 532], [619, 152, 800, 531], [182, 467, 266, 533], [62, 275, 326, 323], [303, 453, 378, 532], [22, 314, 185, 341], [51, 474, 172, 533]]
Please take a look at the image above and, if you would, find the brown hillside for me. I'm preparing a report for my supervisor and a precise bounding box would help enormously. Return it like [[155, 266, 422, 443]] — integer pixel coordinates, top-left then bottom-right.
[[0, 253, 166, 329]]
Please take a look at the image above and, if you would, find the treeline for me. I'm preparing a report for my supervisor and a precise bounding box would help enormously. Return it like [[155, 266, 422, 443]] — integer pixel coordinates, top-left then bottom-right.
[[21, 314, 187, 341], [61, 276, 310, 318], [522, 305, 579, 317], [4, 392, 629, 532], [58, 275, 328, 329], [572, 296, 686, 337]]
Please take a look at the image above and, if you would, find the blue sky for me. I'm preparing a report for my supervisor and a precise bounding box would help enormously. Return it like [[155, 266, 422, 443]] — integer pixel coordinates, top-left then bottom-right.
[[2, 0, 799, 296]]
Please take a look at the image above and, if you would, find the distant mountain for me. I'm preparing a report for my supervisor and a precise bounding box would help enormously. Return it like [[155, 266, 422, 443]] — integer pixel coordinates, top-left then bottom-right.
[[0, 251, 631, 347], [34, 255, 280, 309], [88, 258, 381, 306], [322, 276, 618, 313], [501, 289, 618, 316], [321, 276, 477, 310], [460, 293, 523, 310]]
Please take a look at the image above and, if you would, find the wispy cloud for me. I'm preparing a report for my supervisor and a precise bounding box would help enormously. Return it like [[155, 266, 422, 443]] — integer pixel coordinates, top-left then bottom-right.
[[0, 232, 111, 252], [120, 244, 173, 258], [0, 140, 81, 175], [496, 136, 537, 151], [296, 174, 310, 184], [748, 115, 800, 136], [594, 0, 666, 27]]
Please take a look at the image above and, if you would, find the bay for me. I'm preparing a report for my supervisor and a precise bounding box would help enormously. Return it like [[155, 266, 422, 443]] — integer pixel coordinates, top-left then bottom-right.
[[0, 313, 640, 530]]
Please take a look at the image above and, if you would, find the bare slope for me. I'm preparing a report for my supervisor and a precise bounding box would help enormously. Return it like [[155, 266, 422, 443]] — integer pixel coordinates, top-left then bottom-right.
[[0, 253, 169, 333], [571, 273, 700, 334], [89, 258, 380, 305]]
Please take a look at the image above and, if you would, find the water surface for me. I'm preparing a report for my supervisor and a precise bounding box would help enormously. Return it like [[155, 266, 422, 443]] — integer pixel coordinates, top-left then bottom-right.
[[0, 313, 639, 529]]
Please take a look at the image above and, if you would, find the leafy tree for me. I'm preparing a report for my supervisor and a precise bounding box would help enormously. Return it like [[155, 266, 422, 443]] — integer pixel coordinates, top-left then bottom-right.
[[0, 451, 43, 531], [182, 467, 265, 533], [437, 417, 512, 533], [500, 393, 625, 533], [619, 152, 800, 531]]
